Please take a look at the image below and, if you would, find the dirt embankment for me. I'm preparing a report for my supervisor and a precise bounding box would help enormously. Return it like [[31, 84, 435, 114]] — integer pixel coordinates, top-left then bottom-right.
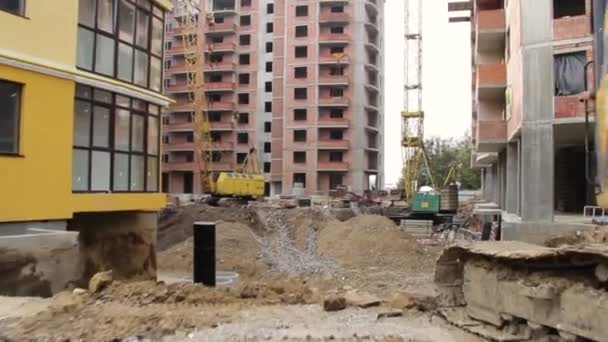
[[544, 228, 608, 247]]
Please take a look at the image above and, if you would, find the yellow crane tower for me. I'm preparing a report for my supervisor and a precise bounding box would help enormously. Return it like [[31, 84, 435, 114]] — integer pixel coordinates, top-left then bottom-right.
[[178, 0, 213, 194]]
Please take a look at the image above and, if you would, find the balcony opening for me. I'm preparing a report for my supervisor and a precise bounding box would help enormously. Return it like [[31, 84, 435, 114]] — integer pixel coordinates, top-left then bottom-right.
[[330, 88, 344, 97], [211, 151, 222, 162], [209, 112, 221, 122], [330, 109, 344, 118], [186, 132, 194, 143], [330, 66, 344, 75], [553, 0, 585, 19], [210, 36, 224, 43], [329, 151, 343, 162], [329, 129, 344, 140], [329, 173, 343, 190], [209, 74, 222, 83], [238, 93, 249, 104], [209, 54, 223, 63], [186, 152, 194, 162], [330, 6, 344, 13], [212, 0, 235, 11], [294, 109, 307, 121], [330, 46, 344, 55], [554, 51, 586, 96], [208, 93, 221, 102], [294, 151, 306, 163], [210, 131, 222, 142], [214, 16, 225, 24], [330, 26, 345, 34], [293, 173, 306, 187]]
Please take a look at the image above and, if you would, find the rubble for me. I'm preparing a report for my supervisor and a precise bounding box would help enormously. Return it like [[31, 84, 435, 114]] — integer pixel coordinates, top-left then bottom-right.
[[323, 295, 346, 312], [88, 270, 113, 293]]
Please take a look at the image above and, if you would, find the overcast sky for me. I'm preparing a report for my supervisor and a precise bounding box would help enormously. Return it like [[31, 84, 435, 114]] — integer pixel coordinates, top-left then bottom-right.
[[383, 1, 472, 187]]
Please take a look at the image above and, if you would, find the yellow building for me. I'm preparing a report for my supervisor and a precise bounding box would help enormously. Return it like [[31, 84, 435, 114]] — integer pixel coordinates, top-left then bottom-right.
[[0, 0, 173, 294]]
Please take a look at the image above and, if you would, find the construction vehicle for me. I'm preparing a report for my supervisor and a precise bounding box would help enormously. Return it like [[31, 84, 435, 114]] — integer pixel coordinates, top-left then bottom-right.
[[178, 1, 263, 202], [432, 3, 608, 341]]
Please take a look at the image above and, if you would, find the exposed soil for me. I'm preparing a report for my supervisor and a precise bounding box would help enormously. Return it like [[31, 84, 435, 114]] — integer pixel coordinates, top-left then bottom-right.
[[0, 205, 458, 341], [544, 227, 608, 247]]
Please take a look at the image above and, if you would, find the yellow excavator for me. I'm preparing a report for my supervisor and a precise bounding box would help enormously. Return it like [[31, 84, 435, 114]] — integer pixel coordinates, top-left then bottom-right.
[[209, 147, 265, 201]]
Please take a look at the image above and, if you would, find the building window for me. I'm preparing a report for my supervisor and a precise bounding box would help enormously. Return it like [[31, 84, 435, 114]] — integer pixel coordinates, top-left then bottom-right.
[[0, 80, 21, 154], [294, 109, 307, 121], [331, 6, 344, 13], [266, 62, 273, 72], [239, 54, 250, 65], [241, 0, 251, 7], [294, 88, 307, 99], [236, 152, 247, 163], [240, 34, 251, 45], [295, 46, 308, 58], [240, 15, 251, 26], [264, 142, 271, 153], [239, 73, 250, 84], [330, 46, 344, 54], [265, 81, 272, 92], [294, 151, 306, 163], [267, 3, 274, 14], [237, 132, 249, 144], [266, 22, 273, 33], [330, 66, 345, 75], [72, 84, 160, 192], [238, 112, 249, 124], [210, 131, 221, 141], [295, 5, 308, 16], [554, 52, 586, 95], [294, 66, 307, 78], [208, 111, 221, 122], [330, 108, 344, 118], [330, 26, 344, 34], [264, 162, 271, 173], [293, 173, 306, 187], [238, 93, 249, 104], [330, 88, 344, 97], [329, 151, 343, 162], [330, 129, 344, 140], [264, 121, 272, 132], [209, 74, 222, 82], [265, 101, 272, 112], [211, 151, 222, 162], [295, 25, 308, 37], [76, 0, 165, 92], [294, 129, 307, 142], [266, 42, 273, 53], [0, 0, 25, 16]]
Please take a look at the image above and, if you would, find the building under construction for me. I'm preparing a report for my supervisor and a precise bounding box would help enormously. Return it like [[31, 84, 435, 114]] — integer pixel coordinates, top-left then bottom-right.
[[162, 0, 385, 196], [450, 0, 597, 239]]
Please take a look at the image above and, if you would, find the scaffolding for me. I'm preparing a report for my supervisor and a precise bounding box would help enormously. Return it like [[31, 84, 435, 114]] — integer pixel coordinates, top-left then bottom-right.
[[178, 0, 213, 193], [401, 0, 434, 204]]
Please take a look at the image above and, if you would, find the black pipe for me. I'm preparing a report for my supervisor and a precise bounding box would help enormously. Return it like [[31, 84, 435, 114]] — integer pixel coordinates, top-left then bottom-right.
[[583, 60, 596, 187], [193, 221, 216, 286]]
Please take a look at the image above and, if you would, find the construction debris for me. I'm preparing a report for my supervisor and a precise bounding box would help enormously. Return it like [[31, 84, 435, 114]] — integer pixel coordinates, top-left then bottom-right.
[[323, 295, 347, 312]]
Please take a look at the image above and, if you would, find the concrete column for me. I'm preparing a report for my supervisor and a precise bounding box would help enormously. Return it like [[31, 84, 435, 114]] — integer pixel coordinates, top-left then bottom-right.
[[491, 164, 500, 204], [506, 141, 519, 213], [518, 0, 554, 221]]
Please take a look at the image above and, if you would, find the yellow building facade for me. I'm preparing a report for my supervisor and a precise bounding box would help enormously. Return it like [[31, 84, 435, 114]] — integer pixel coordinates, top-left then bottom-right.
[[0, 0, 173, 294], [0, 0, 172, 223]]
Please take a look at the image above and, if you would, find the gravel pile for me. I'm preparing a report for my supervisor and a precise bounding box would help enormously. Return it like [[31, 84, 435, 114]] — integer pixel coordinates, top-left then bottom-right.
[[254, 208, 337, 276]]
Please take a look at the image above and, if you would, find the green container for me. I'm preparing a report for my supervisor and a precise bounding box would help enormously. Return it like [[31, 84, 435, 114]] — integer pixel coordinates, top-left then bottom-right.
[[411, 192, 441, 213]]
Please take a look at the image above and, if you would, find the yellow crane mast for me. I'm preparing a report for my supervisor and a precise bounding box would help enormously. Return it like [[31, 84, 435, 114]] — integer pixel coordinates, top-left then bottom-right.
[[178, 0, 213, 194]]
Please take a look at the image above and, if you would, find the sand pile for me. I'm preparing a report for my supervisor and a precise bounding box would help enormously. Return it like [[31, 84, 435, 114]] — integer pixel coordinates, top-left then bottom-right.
[[158, 222, 265, 278], [319, 215, 435, 273], [544, 228, 608, 247]]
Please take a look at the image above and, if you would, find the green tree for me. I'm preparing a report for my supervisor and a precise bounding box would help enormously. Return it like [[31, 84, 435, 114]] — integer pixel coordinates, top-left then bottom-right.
[[398, 136, 480, 191]]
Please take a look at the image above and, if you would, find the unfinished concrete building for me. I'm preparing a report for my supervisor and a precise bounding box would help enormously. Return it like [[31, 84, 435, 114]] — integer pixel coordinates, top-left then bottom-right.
[[460, 0, 595, 238], [162, 0, 385, 196]]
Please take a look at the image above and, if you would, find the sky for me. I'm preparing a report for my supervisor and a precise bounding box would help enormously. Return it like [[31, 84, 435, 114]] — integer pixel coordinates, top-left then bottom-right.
[[383, 0, 472, 187]]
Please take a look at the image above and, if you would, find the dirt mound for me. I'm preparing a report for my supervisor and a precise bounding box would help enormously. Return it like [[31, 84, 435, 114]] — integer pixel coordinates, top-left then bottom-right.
[[158, 204, 255, 250], [158, 222, 265, 279], [319, 215, 434, 273], [544, 228, 608, 247]]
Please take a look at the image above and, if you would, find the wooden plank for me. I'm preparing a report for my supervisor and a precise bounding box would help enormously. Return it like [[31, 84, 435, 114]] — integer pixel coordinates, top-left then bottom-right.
[[448, 1, 472, 12], [449, 17, 471, 23]]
